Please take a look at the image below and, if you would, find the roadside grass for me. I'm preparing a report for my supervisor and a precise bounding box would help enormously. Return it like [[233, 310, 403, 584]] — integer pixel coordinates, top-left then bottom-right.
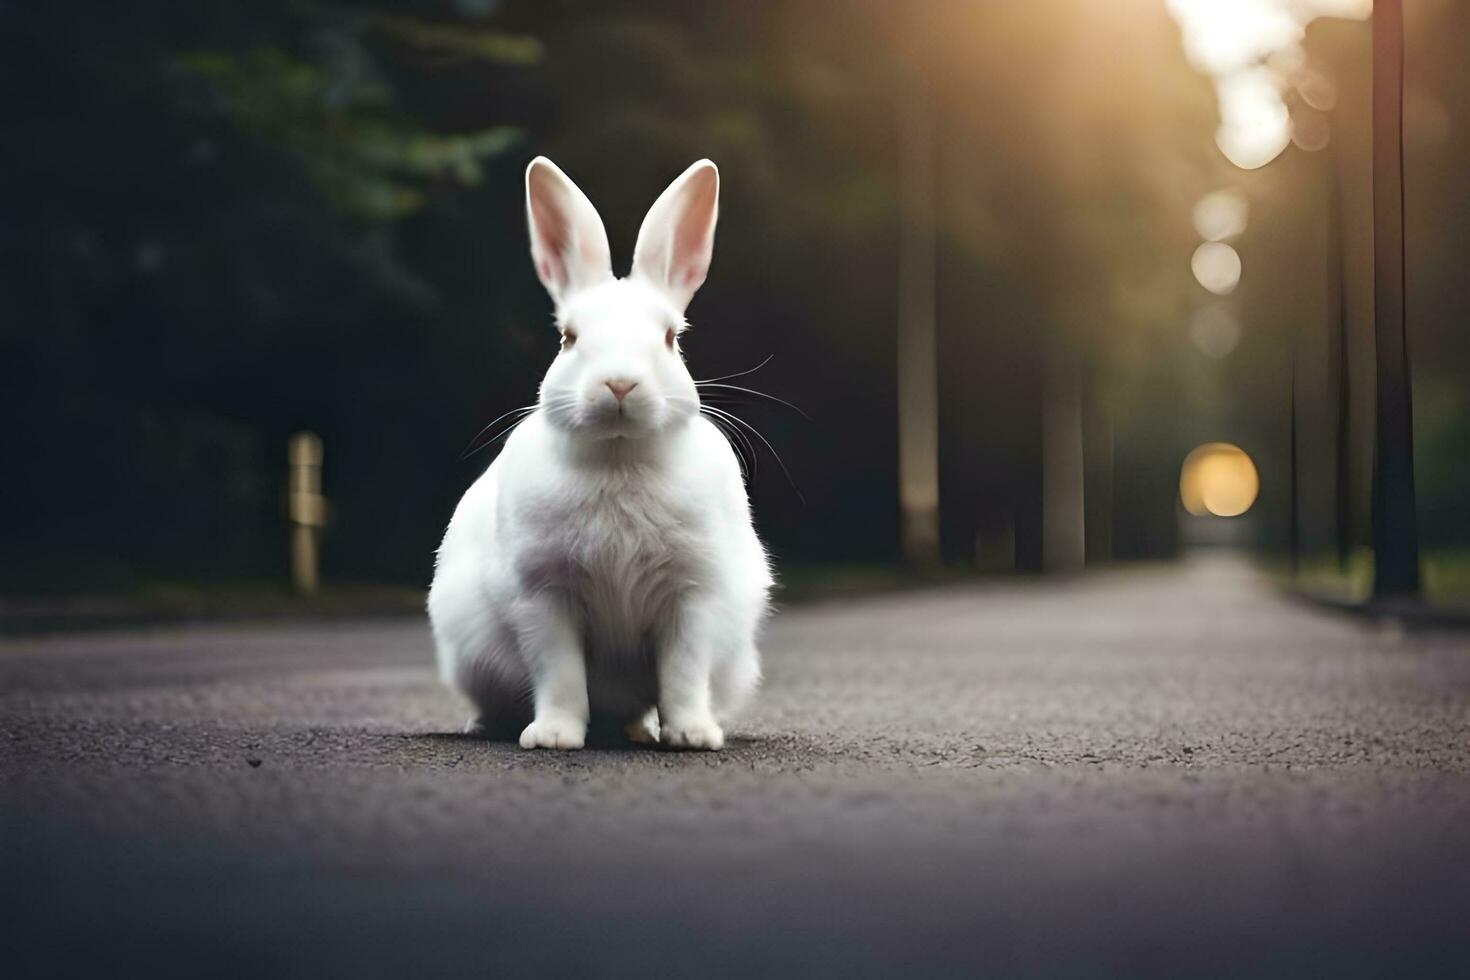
[[1273, 547, 1470, 611]]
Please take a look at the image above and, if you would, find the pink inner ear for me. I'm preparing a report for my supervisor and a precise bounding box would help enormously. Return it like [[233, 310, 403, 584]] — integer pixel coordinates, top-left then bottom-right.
[[530, 181, 576, 292], [668, 172, 717, 290], [679, 262, 708, 289]]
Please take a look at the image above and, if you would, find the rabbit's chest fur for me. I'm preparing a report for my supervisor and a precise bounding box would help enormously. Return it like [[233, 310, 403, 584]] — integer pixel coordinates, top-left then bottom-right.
[[515, 465, 706, 656]]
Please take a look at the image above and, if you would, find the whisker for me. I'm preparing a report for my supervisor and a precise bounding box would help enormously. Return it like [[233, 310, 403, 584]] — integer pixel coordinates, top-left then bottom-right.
[[671, 394, 774, 485], [459, 405, 537, 460], [675, 394, 756, 479], [699, 406, 758, 478], [693, 383, 810, 420], [700, 411, 754, 480], [702, 404, 804, 504], [461, 412, 537, 460], [694, 353, 775, 386]]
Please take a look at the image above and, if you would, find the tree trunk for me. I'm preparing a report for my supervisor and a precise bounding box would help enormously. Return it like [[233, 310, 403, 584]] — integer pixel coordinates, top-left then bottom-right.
[[1370, 0, 1421, 597], [1289, 363, 1301, 578], [896, 74, 942, 567], [1042, 342, 1085, 573], [1326, 154, 1353, 574], [1083, 371, 1114, 566]]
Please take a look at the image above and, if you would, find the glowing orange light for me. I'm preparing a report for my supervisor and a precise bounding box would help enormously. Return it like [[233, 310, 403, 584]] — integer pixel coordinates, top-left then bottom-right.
[[1180, 443, 1259, 518]]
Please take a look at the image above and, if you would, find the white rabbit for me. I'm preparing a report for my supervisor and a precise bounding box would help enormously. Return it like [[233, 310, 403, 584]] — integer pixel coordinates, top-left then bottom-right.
[[428, 156, 772, 750]]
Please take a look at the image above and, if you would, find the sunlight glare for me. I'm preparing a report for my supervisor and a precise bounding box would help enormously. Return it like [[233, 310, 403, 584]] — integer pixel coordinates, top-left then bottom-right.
[[1166, 0, 1300, 76], [1167, 0, 1370, 171]]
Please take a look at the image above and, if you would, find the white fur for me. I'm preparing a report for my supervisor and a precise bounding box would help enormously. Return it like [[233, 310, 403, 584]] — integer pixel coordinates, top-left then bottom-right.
[[428, 157, 771, 751]]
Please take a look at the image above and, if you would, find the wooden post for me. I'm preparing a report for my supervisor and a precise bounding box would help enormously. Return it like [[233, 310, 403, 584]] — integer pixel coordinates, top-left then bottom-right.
[[896, 68, 942, 566], [1369, 0, 1420, 597], [288, 431, 326, 595]]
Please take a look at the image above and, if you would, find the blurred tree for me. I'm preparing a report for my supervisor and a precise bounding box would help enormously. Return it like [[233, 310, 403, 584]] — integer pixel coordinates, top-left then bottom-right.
[[1369, 0, 1420, 598], [925, 0, 1215, 568], [0, 0, 537, 589], [1401, 0, 1470, 566], [1306, 2, 1470, 591], [177, 45, 522, 220]]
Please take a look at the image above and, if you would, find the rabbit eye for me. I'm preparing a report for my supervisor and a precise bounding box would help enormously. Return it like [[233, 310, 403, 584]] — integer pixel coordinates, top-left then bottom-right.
[[560, 329, 577, 351], [665, 327, 677, 350]]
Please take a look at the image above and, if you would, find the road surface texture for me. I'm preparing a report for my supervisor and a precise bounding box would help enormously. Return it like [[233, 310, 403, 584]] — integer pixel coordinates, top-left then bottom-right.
[[3, 557, 1469, 978]]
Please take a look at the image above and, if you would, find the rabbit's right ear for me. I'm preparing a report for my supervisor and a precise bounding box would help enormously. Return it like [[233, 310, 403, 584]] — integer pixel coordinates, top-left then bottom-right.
[[526, 157, 613, 305], [631, 160, 719, 313]]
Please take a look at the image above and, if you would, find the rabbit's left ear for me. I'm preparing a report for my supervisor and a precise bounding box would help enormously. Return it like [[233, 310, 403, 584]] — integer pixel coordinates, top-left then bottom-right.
[[526, 156, 613, 305], [631, 160, 719, 313]]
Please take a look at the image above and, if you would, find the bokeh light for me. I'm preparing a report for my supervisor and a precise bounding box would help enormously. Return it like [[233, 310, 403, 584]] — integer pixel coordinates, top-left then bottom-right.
[[1296, 70, 1338, 111], [1192, 190, 1249, 241], [1290, 105, 1331, 151], [1180, 443, 1260, 517], [1190, 307, 1242, 358], [1214, 67, 1292, 170], [1191, 242, 1242, 295]]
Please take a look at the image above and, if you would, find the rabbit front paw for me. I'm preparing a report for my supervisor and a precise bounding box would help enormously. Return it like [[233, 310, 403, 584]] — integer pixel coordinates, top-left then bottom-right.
[[519, 714, 587, 750], [660, 712, 724, 751]]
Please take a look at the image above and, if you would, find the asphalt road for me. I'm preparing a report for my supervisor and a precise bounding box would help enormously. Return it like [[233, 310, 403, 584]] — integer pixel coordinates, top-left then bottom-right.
[[3, 556, 1469, 978]]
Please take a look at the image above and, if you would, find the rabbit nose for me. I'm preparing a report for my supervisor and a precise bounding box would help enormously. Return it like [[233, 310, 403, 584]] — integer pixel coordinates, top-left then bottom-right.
[[605, 379, 638, 403]]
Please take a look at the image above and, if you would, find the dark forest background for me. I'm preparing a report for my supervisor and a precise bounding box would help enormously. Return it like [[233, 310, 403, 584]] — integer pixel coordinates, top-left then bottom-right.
[[2, 0, 1466, 598]]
